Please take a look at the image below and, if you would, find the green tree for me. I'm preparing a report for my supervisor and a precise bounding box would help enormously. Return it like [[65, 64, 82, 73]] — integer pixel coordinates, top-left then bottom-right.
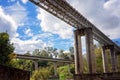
[[24, 51, 31, 56], [94, 45, 103, 73], [0, 32, 14, 65], [44, 47, 58, 58], [69, 47, 74, 60], [32, 49, 49, 67], [10, 59, 33, 71], [83, 54, 88, 73], [32, 49, 50, 57], [30, 67, 50, 80], [57, 64, 74, 80], [58, 50, 70, 59], [32, 49, 41, 56]]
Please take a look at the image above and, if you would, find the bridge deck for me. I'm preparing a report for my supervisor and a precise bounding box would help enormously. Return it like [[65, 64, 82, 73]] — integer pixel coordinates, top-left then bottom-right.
[[16, 54, 74, 63]]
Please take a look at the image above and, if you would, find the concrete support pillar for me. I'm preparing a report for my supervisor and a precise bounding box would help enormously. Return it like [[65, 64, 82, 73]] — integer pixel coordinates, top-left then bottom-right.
[[74, 29, 83, 74], [33, 60, 38, 70], [53, 62, 57, 76], [114, 53, 118, 72], [68, 64, 71, 74], [102, 46, 108, 73], [85, 28, 96, 73], [109, 45, 116, 72]]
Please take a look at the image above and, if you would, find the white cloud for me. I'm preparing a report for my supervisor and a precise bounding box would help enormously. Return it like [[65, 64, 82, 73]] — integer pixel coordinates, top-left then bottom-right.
[[0, 2, 44, 54], [104, 0, 120, 18], [21, 0, 28, 4], [24, 28, 33, 37], [0, 6, 17, 38], [4, 2, 28, 25], [37, 8, 73, 39], [0, 2, 28, 38], [11, 34, 53, 54]]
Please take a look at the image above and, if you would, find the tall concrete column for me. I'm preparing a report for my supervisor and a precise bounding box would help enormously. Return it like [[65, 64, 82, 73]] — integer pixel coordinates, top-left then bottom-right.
[[74, 29, 83, 74], [102, 46, 108, 73], [53, 62, 57, 76], [85, 28, 96, 73], [109, 45, 116, 72], [33, 60, 38, 70], [114, 53, 118, 72], [68, 64, 71, 74]]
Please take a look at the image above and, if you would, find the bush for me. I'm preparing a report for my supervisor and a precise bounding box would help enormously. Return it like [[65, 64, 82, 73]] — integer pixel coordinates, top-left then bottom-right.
[[30, 67, 50, 80], [57, 64, 74, 80]]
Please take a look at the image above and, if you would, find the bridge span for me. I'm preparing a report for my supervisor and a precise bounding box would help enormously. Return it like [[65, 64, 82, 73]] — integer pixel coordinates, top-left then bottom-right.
[[29, 0, 120, 79], [16, 54, 73, 63], [16, 54, 73, 76]]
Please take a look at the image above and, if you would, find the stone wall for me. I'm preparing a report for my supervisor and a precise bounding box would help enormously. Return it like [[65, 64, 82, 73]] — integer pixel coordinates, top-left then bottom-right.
[[0, 65, 30, 80]]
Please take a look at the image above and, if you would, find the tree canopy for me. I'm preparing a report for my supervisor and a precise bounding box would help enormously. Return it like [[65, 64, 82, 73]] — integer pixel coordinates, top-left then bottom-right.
[[0, 32, 14, 65]]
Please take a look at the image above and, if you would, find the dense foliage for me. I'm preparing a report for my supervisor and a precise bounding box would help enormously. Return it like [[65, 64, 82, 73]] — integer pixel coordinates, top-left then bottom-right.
[[0, 32, 14, 65], [57, 64, 74, 80], [30, 67, 50, 80]]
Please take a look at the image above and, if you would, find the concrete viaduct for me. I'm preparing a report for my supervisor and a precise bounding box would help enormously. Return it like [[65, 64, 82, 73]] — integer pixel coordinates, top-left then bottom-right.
[[16, 54, 73, 76], [28, 0, 120, 79]]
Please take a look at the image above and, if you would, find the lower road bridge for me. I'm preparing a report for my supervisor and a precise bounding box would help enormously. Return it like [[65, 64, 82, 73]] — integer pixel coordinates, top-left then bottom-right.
[[16, 54, 73, 63], [16, 54, 73, 76]]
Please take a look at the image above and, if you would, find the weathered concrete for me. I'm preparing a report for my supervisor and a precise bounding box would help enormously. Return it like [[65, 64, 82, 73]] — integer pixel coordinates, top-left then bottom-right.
[[85, 28, 96, 73], [74, 29, 83, 74], [102, 46, 109, 73], [109, 45, 116, 72], [53, 62, 57, 76], [33, 60, 38, 70], [102, 45, 118, 72], [74, 28, 96, 74]]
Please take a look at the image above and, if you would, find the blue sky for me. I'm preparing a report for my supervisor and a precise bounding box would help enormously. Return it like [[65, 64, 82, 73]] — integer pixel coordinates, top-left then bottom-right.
[[0, 0, 120, 54]]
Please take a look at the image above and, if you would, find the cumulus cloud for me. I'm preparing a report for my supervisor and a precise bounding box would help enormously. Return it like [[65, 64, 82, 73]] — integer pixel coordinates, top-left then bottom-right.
[[11, 33, 53, 54], [4, 2, 28, 25], [0, 2, 28, 38], [0, 2, 42, 54], [0, 6, 17, 38], [37, 8, 73, 39]]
